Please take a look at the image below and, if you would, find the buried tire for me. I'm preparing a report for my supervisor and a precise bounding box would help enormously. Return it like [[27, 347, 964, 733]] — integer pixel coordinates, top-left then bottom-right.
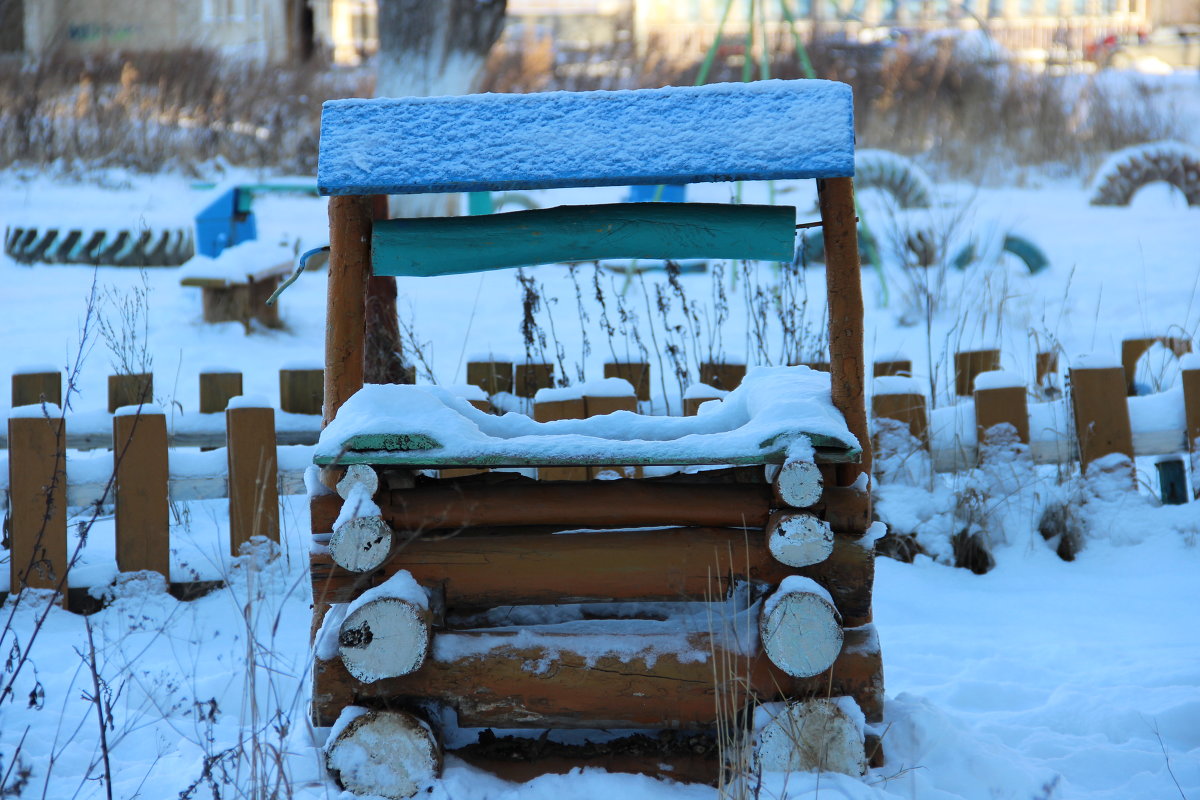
[[1089, 141, 1200, 207], [3, 224, 194, 266], [853, 149, 935, 209]]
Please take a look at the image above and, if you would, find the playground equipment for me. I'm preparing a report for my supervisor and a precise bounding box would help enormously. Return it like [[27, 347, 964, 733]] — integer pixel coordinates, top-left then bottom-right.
[[1089, 141, 1200, 207], [309, 79, 878, 796]]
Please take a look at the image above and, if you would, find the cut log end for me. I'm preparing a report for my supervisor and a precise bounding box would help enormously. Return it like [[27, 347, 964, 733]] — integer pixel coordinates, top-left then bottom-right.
[[339, 597, 431, 682], [329, 515, 394, 573], [326, 709, 441, 799], [767, 512, 834, 568], [760, 590, 843, 678], [337, 464, 380, 499], [773, 459, 823, 508], [753, 699, 867, 777]]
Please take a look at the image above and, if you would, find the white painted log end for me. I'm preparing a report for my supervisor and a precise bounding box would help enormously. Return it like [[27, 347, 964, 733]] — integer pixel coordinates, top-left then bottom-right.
[[329, 515, 393, 573], [339, 597, 431, 682], [760, 585, 843, 678], [774, 458, 823, 508], [753, 698, 867, 776], [337, 464, 380, 499], [767, 511, 834, 567], [325, 708, 441, 799]]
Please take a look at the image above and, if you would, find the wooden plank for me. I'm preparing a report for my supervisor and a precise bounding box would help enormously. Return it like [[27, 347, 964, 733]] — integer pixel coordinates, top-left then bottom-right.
[[603, 362, 650, 401], [974, 385, 1029, 446], [280, 368, 324, 415], [452, 745, 719, 786], [1069, 366, 1134, 476], [227, 405, 280, 552], [1185, 367, 1200, 449], [533, 397, 589, 481], [872, 393, 928, 447], [7, 415, 68, 603], [819, 177, 872, 524], [466, 360, 513, 395], [372, 204, 797, 277], [108, 373, 153, 413], [311, 624, 882, 728], [310, 481, 774, 533], [954, 349, 1000, 397], [318, 81, 854, 195], [699, 362, 747, 392], [1121, 336, 1193, 395], [199, 371, 243, 414], [113, 411, 170, 575], [12, 371, 61, 408], [324, 195, 373, 426], [514, 363, 554, 398]]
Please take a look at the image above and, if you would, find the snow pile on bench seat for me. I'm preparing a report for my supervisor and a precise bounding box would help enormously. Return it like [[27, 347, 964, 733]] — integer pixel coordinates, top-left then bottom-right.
[[179, 240, 294, 285], [314, 366, 860, 467], [318, 80, 854, 196]]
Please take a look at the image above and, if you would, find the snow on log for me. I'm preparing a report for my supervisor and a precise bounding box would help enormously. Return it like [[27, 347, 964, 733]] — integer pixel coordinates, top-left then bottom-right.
[[339, 570, 432, 682], [770, 455, 823, 508], [760, 577, 843, 678], [329, 515, 394, 573], [753, 698, 866, 776], [325, 708, 441, 799], [766, 511, 834, 568]]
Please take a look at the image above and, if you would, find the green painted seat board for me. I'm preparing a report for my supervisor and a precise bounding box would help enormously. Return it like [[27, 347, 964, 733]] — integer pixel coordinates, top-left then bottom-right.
[[371, 202, 797, 277]]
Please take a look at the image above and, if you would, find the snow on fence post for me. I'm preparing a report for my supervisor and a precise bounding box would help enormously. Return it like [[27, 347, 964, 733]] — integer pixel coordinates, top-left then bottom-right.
[[466, 359, 513, 395], [108, 372, 153, 413], [1121, 336, 1192, 396], [953, 348, 1000, 397], [226, 397, 280, 552], [280, 366, 324, 415], [603, 361, 650, 401], [973, 370, 1029, 450], [1182, 354, 1200, 500], [113, 405, 170, 576], [7, 406, 68, 605], [872, 358, 911, 378], [699, 360, 746, 392], [11, 366, 62, 408], [514, 362, 554, 398], [532, 388, 589, 481], [1068, 355, 1134, 480]]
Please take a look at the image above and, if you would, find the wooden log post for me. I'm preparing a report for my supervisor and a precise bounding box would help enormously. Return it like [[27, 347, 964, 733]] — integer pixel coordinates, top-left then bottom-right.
[[466, 360, 514, 395], [337, 571, 433, 682], [113, 407, 170, 575], [325, 195, 373, 427], [280, 367, 324, 415], [973, 370, 1030, 450], [1183, 358, 1199, 499], [226, 400, 280, 553], [1069, 359, 1134, 478], [766, 511, 834, 568], [514, 362, 554, 398], [533, 390, 589, 481], [603, 362, 650, 402], [872, 377, 929, 449], [954, 348, 1001, 398], [699, 361, 747, 392], [759, 579, 844, 678], [753, 698, 867, 777], [11, 368, 62, 408], [7, 408, 68, 603], [108, 372, 153, 413], [818, 177, 871, 507], [1121, 336, 1193, 395], [199, 371, 243, 414], [325, 708, 441, 799]]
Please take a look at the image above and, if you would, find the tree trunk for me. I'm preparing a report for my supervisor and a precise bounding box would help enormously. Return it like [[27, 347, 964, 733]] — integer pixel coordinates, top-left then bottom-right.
[[366, 0, 507, 384]]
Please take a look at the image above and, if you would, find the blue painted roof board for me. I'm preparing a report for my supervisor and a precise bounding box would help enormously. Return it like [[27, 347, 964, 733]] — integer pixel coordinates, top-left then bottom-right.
[[317, 80, 854, 196]]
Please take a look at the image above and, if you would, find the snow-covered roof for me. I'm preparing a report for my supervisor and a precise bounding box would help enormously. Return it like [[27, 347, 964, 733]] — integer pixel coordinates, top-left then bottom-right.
[[317, 80, 855, 195], [314, 366, 860, 467]]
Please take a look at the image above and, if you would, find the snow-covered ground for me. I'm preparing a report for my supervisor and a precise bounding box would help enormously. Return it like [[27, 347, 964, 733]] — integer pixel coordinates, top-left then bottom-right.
[[2, 78, 1200, 799]]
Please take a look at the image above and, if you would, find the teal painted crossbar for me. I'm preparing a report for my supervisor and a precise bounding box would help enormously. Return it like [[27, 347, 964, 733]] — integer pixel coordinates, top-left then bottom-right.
[[371, 203, 797, 277], [319, 80, 854, 195]]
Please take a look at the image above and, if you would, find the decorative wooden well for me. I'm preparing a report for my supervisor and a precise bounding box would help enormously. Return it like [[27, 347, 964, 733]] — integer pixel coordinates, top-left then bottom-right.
[[308, 80, 879, 797]]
